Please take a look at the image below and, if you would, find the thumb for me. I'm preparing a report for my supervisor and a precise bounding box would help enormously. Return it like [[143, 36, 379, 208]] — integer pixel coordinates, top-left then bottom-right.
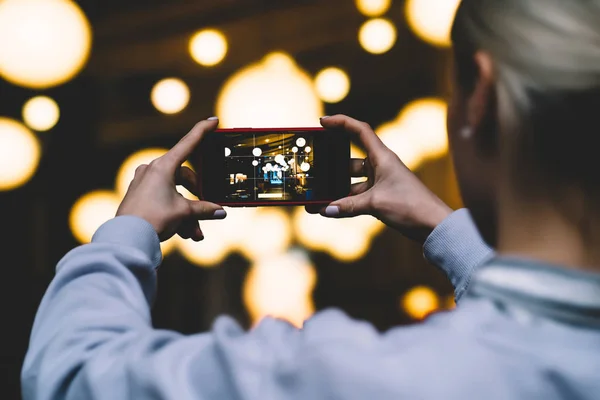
[[322, 193, 371, 218], [186, 200, 227, 220]]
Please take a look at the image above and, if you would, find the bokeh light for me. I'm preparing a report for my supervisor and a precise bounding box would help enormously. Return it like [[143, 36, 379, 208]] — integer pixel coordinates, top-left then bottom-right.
[[0, 118, 41, 191], [189, 29, 228, 67], [314, 67, 351, 103], [243, 250, 316, 328], [115, 148, 196, 200], [405, 0, 461, 48], [69, 190, 121, 244], [151, 78, 190, 115], [293, 208, 384, 262], [0, 0, 92, 89], [358, 18, 397, 55], [355, 0, 392, 17], [401, 286, 440, 320], [22, 96, 60, 132], [238, 208, 292, 261], [216, 52, 323, 128], [352, 97, 448, 170]]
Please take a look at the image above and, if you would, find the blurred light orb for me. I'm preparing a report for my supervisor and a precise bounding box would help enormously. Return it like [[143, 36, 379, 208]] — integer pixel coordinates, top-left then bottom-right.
[[225, 147, 231, 157], [296, 137, 306, 147], [405, 0, 461, 47], [355, 0, 391, 17], [401, 286, 440, 320], [176, 229, 230, 266], [0, 118, 41, 191], [292, 146, 298, 153], [116, 148, 195, 200], [151, 78, 190, 115], [305, 146, 312, 153], [359, 18, 397, 54], [0, 0, 92, 89], [252, 160, 259, 166], [293, 208, 384, 262], [189, 29, 228, 67], [217, 52, 323, 128], [252, 147, 262, 157], [243, 250, 316, 328], [397, 98, 448, 159], [238, 208, 292, 261], [300, 162, 311, 172], [69, 190, 121, 243], [314, 67, 351, 103], [22, 96, 60, 131]]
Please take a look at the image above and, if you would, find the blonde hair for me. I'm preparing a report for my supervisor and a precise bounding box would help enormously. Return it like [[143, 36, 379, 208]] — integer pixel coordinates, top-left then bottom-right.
[[452, 0, 600, 196]]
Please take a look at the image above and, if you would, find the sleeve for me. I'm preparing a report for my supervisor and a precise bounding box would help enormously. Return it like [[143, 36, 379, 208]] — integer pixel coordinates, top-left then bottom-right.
[[423, 209, 494, 301], [20, 216, 304, 400]]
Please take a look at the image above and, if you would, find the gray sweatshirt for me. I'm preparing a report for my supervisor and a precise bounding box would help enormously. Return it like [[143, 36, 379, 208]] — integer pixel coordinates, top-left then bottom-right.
[[22, 209, 600, 399]]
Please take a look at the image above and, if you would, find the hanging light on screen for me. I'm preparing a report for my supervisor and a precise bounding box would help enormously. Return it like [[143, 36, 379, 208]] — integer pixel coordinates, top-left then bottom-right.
[[189, 29, 228, 67], [314, 67, 351, 103], [243, 250, 317, 328], [22, 96, 60, 132], [359, 18, 397, 54], [405, 0, 461, 48], [151, 78, 190, 115], [0, 118, 41, 191], [355, 0, 392, 17], [216, 52, 323, 128], [0, 0, 92, 89]]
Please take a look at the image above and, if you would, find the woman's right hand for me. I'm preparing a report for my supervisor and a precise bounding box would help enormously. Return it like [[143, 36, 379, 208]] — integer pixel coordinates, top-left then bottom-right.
[[309, 115, 453, 244]]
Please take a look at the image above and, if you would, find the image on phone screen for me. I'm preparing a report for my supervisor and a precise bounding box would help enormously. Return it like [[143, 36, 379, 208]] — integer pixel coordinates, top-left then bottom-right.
[[223, 132, 315, 202]]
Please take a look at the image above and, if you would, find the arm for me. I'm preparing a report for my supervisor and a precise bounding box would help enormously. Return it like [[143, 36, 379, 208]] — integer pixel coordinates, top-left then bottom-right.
[[423, 209, 494, 301], [21, 217, 287, 400]]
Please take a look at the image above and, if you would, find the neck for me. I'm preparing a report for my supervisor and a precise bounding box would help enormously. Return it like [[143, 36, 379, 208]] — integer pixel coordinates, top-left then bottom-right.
[[496, 197, 600, 271]]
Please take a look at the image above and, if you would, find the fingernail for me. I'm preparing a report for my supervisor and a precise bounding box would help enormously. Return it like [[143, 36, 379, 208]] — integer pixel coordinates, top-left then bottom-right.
[[320, 116, 330, 119], [207, 116, 219, 121], [325, 206, 340, 217], [213, 209, 227, 219]]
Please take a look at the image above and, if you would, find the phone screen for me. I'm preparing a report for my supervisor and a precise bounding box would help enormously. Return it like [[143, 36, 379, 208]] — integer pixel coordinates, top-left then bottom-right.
[[196, 128, 350, 206]]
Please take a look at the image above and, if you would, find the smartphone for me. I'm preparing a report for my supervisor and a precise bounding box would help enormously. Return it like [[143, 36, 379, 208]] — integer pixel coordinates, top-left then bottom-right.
[[194, 127, 350, 206]]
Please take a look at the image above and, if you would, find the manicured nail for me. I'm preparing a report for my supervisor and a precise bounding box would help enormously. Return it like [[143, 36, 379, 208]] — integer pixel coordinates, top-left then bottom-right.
[[320, 116, 330, 119], [213, 209, 227, 219], [207, 116, 219, 121], [325, 206, 340, 217]]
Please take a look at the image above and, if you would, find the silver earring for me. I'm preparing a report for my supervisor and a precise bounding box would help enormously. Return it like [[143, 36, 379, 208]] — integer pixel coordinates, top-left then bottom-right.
[[460, 126, 473, 139]]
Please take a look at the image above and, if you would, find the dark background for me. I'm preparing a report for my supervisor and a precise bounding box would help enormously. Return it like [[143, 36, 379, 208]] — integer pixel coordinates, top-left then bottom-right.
[[0, 1, 461, 398]]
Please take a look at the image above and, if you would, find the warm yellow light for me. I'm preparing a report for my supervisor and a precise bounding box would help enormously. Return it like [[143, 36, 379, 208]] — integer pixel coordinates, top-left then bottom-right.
[[69, 190, 121, 243], [160, 236, 178, 257], [376, 121, 424, 170], [0, 0, 92, 89], [115, 148, 195, 200], [401, 286, 440, 320], [216, 52, 324, 128], [243, 250, 316, 328], [397, 98, 448, 160], [293, 208, 384, 262], [355, 0, 392, 17], [445, 295, 456, 309], [189, 29, 228, 67], [151, 78, 190, 115], [22, 96, 60, 131], [405, 0, 461, 48], [358, 18, 397, 55], [314, 67, 351, 103], [238, 208, 292, 261], [0, 118, 41, 191]]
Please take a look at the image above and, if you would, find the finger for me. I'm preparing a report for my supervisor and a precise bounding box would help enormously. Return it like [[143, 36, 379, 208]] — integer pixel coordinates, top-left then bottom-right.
[[187, 200, 227, 220], [178, 219, 204, 242], [350, 181, 370, 195], [320, 192, 371, 218], [158, 117, 219, 173], [175, 166, 199, 197], [320, 115, 387, 161], [350, 158, 368, 177], [305, 204, 322, 214]]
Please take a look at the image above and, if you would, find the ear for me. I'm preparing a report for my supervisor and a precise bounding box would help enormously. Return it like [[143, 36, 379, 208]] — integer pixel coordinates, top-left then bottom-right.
[[467, 52, 495, 132]]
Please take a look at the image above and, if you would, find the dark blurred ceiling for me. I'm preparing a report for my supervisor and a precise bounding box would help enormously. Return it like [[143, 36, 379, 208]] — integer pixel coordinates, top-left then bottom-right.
[[69, 0, 449, 150]]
